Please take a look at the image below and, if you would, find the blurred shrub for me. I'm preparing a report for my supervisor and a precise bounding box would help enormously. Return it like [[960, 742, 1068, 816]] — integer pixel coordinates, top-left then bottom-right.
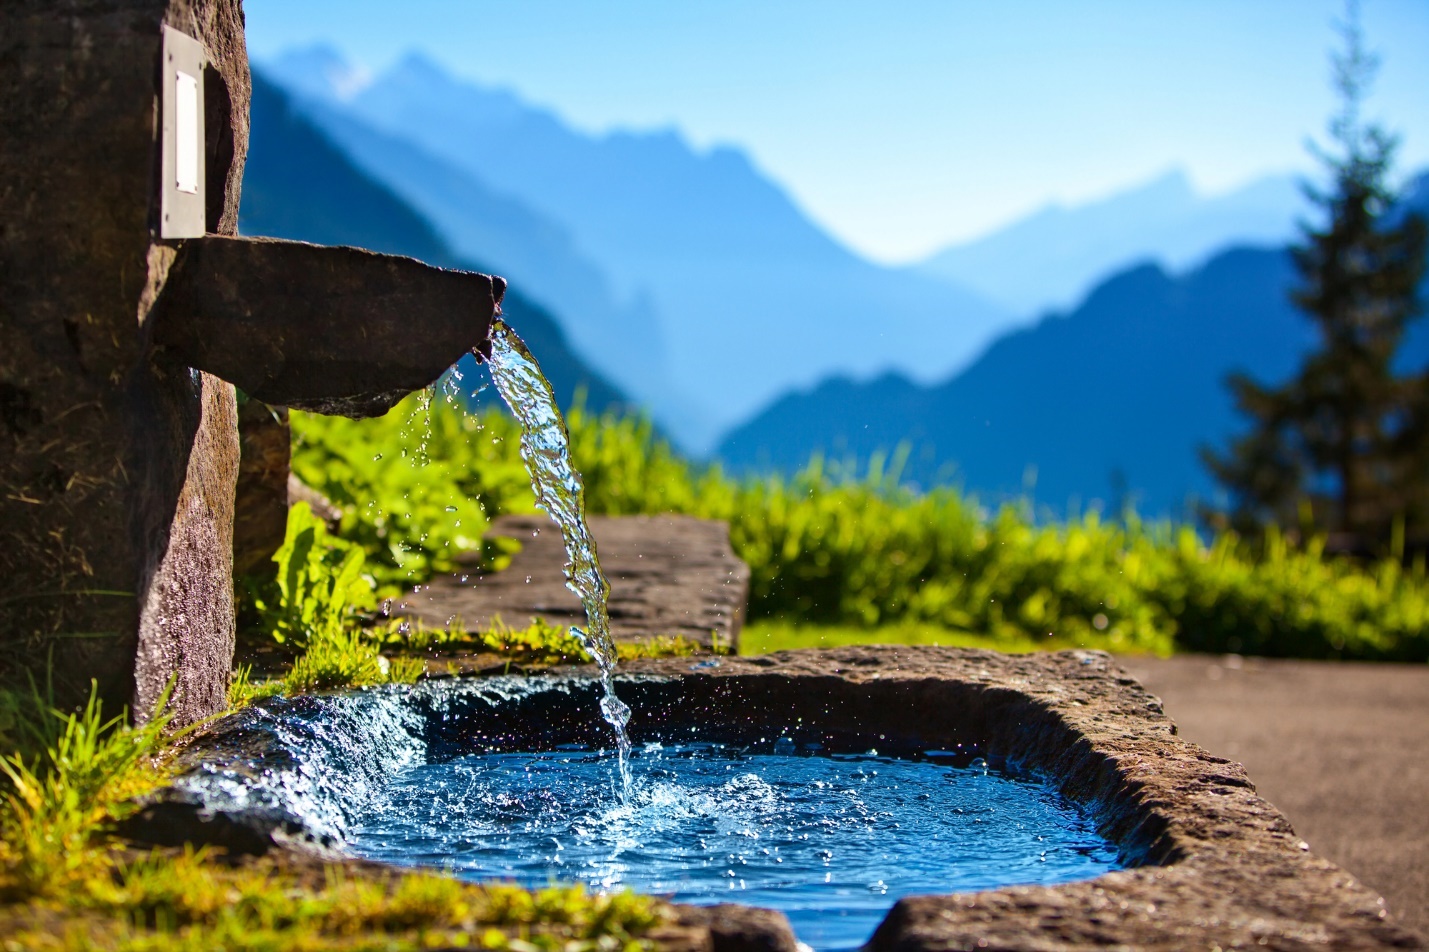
[[291, 393, 534, 596], [290, 390, 1429, 662]]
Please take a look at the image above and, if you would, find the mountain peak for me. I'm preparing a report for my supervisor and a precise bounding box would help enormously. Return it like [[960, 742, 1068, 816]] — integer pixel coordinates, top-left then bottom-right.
[[385, 50, 460, 89], [917, 166, 1302, 317], [1133, 167, 1197, 199], [264, 45, 371, 102], [365, 52, 539, 131]]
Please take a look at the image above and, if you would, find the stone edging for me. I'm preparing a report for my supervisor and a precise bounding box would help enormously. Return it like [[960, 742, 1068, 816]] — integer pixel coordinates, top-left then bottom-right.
[[615, 648, 1422, 951], [130, 647, 1425, 950]]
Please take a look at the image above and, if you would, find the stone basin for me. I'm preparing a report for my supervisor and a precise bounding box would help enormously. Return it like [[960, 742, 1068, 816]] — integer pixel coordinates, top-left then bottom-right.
[[132, 647, 1424, 951]]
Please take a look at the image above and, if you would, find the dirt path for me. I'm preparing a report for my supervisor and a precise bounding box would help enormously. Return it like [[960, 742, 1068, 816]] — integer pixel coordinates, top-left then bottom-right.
[[1120, 654, 1429, 935]]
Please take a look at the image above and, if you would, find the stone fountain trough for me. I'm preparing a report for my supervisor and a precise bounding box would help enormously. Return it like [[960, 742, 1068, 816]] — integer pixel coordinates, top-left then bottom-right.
[[131, 646, 1421, 951], [9, 5, 1416, 948]]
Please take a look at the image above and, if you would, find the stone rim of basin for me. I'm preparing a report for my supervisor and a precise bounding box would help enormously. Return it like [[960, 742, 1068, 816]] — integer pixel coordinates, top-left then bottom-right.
[[123, 646, 1425, 951]]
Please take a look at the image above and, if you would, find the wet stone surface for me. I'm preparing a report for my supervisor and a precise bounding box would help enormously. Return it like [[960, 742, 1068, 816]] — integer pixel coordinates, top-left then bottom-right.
[[129, 647, 1425, 950]]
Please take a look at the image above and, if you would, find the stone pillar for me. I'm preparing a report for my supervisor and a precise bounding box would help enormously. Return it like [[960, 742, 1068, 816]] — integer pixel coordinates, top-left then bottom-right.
[[0, 0, 250, 725], [0, 1, 502, 726]]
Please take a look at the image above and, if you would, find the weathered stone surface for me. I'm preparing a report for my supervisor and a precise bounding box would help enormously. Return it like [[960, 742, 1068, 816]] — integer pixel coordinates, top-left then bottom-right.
[[233, 399, 291, 577], [137, 647, 1424, 948], [669, 905, 801, 952], [0, 1, 250, 724], [618, 649, 1420, 951], [399, 514, 750, 652], [151, 236, 504, 418], [117, 791, 333, 859]]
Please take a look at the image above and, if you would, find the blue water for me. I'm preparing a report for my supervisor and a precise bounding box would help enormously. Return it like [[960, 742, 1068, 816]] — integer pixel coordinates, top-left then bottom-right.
[[347, 743, 1119, 950]]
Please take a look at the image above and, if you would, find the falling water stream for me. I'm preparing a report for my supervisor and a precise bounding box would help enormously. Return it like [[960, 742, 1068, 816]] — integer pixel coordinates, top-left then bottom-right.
[[484, 319, 633, 789]]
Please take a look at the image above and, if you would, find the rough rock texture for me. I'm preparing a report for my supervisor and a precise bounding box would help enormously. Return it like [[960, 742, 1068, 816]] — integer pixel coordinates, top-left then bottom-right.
[[668, 905, 801, 952], [232, 399, 291, 577], [400, 514, 750, 652], [137, 647, 1424, 949], [151, 236, 505, 418], [0, 0, 250, 723], [627, 649, 1423, 951]]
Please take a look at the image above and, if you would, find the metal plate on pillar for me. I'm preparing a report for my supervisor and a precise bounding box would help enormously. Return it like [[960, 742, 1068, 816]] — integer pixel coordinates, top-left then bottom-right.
[[160, 25, 206, 239]]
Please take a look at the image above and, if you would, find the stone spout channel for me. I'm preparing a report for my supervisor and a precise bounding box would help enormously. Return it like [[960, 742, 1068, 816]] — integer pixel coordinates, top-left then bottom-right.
[[151, 236, 504, 419]]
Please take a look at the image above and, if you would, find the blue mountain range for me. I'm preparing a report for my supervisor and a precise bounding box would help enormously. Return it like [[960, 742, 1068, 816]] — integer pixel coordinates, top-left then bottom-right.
[[915, 169, 1305, 318], [721, 175, 1429, 516]]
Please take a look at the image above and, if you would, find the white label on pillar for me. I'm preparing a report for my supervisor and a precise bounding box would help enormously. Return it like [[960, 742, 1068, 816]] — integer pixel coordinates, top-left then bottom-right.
[[175, 70, 200, 194]]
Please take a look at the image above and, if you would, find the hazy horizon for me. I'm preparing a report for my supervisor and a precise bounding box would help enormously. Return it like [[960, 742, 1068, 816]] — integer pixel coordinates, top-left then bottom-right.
[[243, 0, 1429, 264]]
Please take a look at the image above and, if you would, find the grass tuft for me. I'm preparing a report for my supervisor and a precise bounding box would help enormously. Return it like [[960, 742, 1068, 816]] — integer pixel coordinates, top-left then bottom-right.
[[0, 683, 174, 898]]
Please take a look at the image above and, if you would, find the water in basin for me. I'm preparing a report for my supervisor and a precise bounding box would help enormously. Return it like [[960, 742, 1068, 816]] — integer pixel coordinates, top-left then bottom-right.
[[346, 741, 1119, 950]]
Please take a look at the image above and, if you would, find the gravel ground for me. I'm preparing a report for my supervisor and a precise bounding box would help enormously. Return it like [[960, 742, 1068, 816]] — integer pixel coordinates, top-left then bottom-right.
[[1121, 654, 1429, 936]]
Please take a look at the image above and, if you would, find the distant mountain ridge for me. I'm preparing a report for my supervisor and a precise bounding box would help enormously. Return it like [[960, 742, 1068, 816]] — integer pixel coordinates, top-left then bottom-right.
[[916, 169, 1306, 318], [240, 71, 627, 415], [262, 47, 1014, 452], [724, 248, 1309, 516], [252, 43, 1426, 505], [722, 172, 1429, 516]]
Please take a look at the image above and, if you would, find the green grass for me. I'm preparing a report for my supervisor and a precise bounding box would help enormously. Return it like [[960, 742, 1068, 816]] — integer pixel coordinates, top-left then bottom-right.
[[739, 619, 1085, 656], [288, 391, 1429, 663], [282, 627, 426, 693], [0, 684, 175, 898], [0, 681, 666, 951], [5, 855, 662, 951]]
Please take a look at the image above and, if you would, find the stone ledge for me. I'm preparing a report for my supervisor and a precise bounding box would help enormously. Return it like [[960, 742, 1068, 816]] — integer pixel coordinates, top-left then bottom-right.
[[398, 514, 750, 653]]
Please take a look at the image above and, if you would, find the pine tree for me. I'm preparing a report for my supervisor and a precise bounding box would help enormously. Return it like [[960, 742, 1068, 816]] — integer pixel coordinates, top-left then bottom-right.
[[1203, 3, 1428, 554]]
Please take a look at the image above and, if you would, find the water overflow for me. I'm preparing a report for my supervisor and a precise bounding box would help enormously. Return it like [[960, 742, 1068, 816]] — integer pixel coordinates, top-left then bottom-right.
[[484, 319, 634, 786]]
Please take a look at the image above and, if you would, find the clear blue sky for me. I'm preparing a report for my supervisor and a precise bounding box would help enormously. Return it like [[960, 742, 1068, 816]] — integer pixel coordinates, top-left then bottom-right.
[[243, 0, 1429, 264]]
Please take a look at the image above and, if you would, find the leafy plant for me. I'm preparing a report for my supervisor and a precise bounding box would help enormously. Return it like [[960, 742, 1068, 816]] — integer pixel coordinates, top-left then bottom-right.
[[238, 504, 431, 695], [291, 394, 533, 596], [252, 502, 374, 647]]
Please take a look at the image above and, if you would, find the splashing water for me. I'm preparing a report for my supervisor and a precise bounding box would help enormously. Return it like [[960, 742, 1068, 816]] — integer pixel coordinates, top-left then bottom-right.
[[485, 320, 633, 787], [347, 741, 1122, 951]]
